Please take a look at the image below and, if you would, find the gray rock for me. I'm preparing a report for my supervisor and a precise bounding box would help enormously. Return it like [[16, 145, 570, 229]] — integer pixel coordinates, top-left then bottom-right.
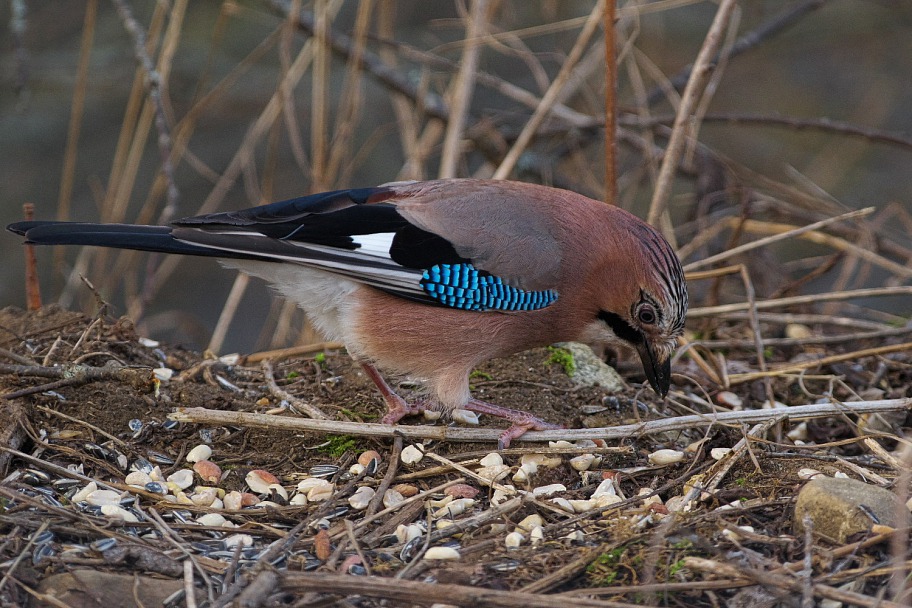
[[34, 570, 194, 608], [794, 476, 900, 543], [553, 342, 624, 392]]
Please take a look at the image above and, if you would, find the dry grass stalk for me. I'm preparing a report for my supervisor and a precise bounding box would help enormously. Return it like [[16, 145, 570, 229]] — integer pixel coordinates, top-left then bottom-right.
[[646, 0, 738, 226], [438, 0, 488, 178], [492, 0, 605, 179]]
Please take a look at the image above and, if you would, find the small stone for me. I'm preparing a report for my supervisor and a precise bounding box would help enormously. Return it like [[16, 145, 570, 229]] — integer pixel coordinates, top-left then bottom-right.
[[529, 526, 544, 545], [434, 498, 474, 518], [86, 490, 123, 507], [715, 391, 742, 408], [152, 368, 173, 382], [552, 342, 624, 390], [798, 468, 823, 480], [569, 499, 595, 512], [224, 534, 253, 549], [100, 504, 139, 523], [491, 485, 515, 506], [223, 491, 243, 510], [532, 484, 566, 497], [444, 484, 479, 499], [186, 444, 212, 463], [594, 494, 622, 508], [591, 478, 617, 499], [196, 513, 228, 527], [451, 409, 480, 425], [710, 448, 732, 461], [795, 477, 901, 543], [476, 464, 510, 482], [267, 483, 289, 501], [308, 485, 334, 502], [428, 496, 452, 509], [395, 523, 424, 544], [787, 422, 809, 442], [193, 460, 222, 484], [394, 483, 420, 498], [423, 546, 460, 560], [382, 489, 405, 509], [422, 409, 442, 421], [785, 323, 812, 339], [358, 450, 381, 467], [505, 531, 525, 548], [569, 454, 596, 471], [521, 453, 561, 469], [550, 497, 574, 512], [189, 487, 218, 507], [246, 470, 280, 494], [167, 469, 194, 490], [72, 482, 98, 503], [479, 453, 503, 467], [401, 444, 425, 465], [125, 471, 152, 487], [516, 514, 543, 532], [349, 486, 375, 510], [648, 449, 684, 466]]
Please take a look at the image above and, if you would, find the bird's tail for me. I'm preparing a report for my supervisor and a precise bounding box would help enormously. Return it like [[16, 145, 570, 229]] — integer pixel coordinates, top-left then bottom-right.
[[7, 221, 238, 258]]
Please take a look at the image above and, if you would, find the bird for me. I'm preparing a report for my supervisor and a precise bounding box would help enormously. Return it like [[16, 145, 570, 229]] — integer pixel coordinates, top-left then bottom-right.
[[9, 179, 688, 447]]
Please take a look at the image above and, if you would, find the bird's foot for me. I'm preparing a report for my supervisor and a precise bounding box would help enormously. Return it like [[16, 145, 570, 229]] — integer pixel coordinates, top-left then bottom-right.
[[465, 398, 563, 449], [361, 362, 426, 424], [379, 395, 426, 425]]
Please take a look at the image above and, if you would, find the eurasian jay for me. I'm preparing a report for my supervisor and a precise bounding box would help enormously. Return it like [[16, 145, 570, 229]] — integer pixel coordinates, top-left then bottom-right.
[[8, 179, 688, 447]]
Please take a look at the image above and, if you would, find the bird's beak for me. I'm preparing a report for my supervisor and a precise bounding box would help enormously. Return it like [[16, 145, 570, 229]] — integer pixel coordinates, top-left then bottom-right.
[[636, 340, 670, 397]]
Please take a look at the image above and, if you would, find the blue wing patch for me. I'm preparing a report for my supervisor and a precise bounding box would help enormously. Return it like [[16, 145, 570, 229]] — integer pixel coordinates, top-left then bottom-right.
[[420, 263, 558, 311]]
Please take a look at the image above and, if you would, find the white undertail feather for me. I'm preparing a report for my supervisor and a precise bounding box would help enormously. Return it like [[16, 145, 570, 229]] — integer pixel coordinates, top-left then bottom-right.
[[220, 260, 360, 346]]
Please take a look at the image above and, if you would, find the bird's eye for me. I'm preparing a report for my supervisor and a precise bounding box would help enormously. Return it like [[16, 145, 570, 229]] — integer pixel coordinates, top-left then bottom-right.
[[637, 305, 657, 325]]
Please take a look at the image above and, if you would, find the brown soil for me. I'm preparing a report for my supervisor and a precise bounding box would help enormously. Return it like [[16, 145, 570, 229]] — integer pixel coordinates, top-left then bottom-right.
[[0, 305, 906, 607]]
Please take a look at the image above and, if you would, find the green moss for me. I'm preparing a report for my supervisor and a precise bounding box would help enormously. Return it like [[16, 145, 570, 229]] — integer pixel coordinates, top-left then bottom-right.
[[586, 547, 625, 585], [469, 369, 494, 381], [318, 435, 358, 458], [545, 345, 576, 376]]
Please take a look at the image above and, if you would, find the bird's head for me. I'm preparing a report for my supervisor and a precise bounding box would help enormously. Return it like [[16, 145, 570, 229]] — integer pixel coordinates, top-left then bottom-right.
[[586, 222, 688, 397]]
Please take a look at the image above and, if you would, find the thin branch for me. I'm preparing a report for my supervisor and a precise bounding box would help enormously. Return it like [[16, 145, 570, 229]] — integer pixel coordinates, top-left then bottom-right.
[[646, 0, 738, 226], [170, 398, 912, 444], [625, 111, 912, 152], [689, 286, 912, 317], [110, 0, 180, 222], [645, 0, 827, 105], [439, 0, 488, 178], [683, 207, 874, 271], [603, 0, 617, 203], [492, 0, 605, 179]]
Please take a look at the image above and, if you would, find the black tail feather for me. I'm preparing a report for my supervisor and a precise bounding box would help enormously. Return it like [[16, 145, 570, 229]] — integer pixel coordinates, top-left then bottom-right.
[[7, 221, 249, 259]]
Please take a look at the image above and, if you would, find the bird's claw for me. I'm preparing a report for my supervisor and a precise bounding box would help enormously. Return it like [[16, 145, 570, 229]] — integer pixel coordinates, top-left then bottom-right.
[[497, 415, 563, 449], [379, 396, 425, 425], [465, 399, 562, 448]]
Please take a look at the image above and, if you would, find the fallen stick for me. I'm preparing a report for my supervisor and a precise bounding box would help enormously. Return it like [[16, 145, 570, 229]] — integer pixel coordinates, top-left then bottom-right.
[[169, 398, 912, 444]]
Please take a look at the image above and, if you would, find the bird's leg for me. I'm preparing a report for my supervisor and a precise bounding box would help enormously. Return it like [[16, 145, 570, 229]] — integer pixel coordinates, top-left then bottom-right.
[[465, 399, 563, 449], [360, 362, 425, 424]]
